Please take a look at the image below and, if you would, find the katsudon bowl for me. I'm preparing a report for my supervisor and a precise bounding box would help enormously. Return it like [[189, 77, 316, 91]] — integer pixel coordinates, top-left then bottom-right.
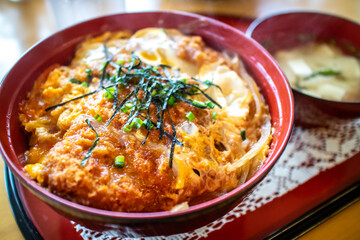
[[247, 11, 360, 122], [0, 11, 293, 237]]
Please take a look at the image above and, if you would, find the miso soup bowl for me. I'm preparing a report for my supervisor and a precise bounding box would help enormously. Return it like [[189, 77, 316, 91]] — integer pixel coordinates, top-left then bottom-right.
[[0, 11, 293, 237], [247, 11, 360, 120]]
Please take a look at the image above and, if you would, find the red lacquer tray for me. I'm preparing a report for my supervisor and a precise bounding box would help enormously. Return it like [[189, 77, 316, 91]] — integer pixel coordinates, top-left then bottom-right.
[[5, 16, 360, 240]]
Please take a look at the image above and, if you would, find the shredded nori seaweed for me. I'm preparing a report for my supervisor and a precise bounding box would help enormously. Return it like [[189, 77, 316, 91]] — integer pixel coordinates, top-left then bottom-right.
[[45, 45, 222, 167]]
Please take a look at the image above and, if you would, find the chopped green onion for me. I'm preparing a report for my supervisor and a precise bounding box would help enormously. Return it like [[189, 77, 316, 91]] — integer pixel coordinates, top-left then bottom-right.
[[123, 125, 132, 132], [240, 130, 246, 141], [153, 66, 158, 71], [206, 101, 215, 109], [143, 119, 153, 130], [186, 111, 195, 121], [109, 76, 117, 83], [212, 112, 218, 120], [305, 69, 341, 80], [114, 155, 125, 168], [85, 69, 93, 82], [168, 96, 176, 106], [117, 59, 125, 65], [81, 82, 89, 87], [130, 118, 143, 128], [193, 100, 206, 108], [104, 87, 115, 99], [125, 102, 134, 109], [121, 105, 129, 113], [94, 114, 102, 122], [203, 80, 212, 86], [100, 61, 106, 71], [104, 92, 113, 99], [69, 78, 81, 84], [179, 78, 187, 83]]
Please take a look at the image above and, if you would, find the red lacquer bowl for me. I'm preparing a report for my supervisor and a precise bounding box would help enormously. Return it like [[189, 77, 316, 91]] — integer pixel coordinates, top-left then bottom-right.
[[0, 11, 293, 237], [247, 11, 360, 120]]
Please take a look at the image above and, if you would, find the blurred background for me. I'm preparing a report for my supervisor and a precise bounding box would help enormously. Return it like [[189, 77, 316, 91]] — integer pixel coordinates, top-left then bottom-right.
[[1, 0, 359, 78], [0, 0, 359, 239]]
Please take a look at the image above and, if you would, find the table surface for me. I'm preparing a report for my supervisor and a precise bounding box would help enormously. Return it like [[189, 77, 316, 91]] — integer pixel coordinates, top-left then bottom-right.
[[1, 0, 360, 239]]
